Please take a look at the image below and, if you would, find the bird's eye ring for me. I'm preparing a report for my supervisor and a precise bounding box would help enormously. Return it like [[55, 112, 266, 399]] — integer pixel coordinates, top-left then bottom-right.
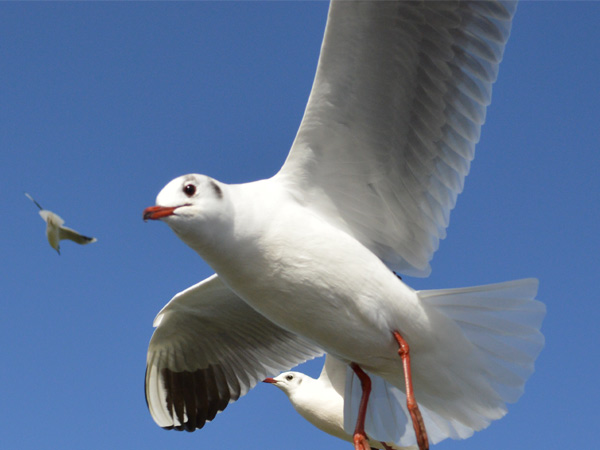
[[183, 184, 196, 197]]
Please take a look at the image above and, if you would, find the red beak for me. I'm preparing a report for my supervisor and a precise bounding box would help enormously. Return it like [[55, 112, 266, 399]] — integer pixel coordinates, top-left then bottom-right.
[[263, 378, 278, 384], [143, 205, 179, 221]]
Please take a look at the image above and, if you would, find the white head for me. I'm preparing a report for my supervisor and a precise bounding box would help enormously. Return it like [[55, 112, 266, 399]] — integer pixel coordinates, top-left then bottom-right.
[[264, 371, 351, 444], [263, 371, 308, 397], [143, 174, 231, 248]]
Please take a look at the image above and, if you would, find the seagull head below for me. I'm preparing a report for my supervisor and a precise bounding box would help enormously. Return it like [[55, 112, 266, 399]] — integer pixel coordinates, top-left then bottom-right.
[[262, 372, 303, 393]]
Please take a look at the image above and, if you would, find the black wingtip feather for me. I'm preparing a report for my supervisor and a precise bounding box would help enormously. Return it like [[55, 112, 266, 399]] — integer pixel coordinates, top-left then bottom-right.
[[155, 366, 233, 432]]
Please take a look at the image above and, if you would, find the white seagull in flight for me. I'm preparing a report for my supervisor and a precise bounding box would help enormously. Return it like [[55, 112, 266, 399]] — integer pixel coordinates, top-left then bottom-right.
[[25, 193, 97, 254], [143, 2, 545, 449], [265, 354, 416, 450]]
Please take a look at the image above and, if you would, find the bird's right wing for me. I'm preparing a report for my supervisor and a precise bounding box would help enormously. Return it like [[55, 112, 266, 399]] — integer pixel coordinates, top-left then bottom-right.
[[58, 226, 97, 245], [146, 274, 324, 431], [318, 354, 348, 397]]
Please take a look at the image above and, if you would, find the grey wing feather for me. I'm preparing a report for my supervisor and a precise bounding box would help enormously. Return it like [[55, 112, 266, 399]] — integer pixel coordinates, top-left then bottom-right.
[[146, 274, 324, 431], [277, 1, 517, 276]]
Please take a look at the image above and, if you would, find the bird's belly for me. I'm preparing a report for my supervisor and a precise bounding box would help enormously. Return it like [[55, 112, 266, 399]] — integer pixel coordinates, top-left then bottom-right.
[[220, 230, 428, 369]]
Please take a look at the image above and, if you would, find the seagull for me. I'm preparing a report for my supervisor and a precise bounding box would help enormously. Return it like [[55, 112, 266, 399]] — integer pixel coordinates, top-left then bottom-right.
[[264, 355, 416, 450], [143, 1, 545, 449], [25, 193, 97, 254]]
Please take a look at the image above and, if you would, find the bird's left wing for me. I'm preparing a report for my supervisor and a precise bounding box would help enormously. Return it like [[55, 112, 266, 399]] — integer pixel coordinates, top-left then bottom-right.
[[146, 274, 324, 431], [24, 192, 44, 210], [276, 1, 516, 277]]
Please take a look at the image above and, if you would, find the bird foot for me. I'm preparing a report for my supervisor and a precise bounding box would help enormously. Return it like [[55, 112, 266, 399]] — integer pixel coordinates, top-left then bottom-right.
[[353, 432, 371, 450], [409, 406, 429, 450]]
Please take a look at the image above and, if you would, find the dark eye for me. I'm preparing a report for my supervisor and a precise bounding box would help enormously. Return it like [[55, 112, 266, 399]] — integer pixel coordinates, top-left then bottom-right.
[[285, 374, 294, 381], [183, 184, 196, 197]]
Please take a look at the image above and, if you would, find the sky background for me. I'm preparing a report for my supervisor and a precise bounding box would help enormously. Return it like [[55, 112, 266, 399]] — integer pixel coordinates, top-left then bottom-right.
[[2, 1, 598, 449]]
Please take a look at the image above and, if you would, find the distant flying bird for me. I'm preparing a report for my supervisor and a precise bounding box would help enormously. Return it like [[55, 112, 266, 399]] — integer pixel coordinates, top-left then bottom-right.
[[143, 2, 545, 450], [25, 193, 97, 254], [264, 355, 415, 450]]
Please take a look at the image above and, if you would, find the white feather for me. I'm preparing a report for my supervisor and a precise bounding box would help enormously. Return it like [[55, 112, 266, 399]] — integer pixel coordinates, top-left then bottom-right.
[[143, 2, 544, 447], [343, 279, 544, 445]]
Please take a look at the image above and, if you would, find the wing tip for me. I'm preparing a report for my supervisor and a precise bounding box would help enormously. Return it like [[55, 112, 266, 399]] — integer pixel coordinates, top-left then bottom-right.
[[145, 364, 234, 433]]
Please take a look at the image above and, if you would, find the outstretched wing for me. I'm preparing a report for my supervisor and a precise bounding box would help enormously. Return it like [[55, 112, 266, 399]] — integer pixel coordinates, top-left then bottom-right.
[[318, 354, 347, 397], [58, 226, 97, 245], [276, 1, 516, 276], [25, 192, 44, 210], [146, 274, 324, 431]]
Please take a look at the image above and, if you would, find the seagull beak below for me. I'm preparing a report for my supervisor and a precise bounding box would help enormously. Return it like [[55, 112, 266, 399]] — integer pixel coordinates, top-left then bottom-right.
[[263, 378, 278, 384], [143, 205, 179, 221]]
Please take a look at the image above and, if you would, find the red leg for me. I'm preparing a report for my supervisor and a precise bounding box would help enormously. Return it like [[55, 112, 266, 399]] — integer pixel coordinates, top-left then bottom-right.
[[350, 363, 372, 450], [392, 331, 429, 450]]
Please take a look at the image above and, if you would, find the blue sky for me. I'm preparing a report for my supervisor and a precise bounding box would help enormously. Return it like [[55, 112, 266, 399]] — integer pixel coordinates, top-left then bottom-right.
[[2, 2, 598, 449]]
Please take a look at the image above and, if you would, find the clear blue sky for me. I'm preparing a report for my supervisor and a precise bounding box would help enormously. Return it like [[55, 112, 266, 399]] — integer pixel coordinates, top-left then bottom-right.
[[2, 2, 598, 449]]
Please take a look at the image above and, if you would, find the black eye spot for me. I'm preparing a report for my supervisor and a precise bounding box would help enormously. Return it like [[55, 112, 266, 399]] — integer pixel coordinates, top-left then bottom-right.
[[183, 184, 196, 197], [285, 374, 294, 381]]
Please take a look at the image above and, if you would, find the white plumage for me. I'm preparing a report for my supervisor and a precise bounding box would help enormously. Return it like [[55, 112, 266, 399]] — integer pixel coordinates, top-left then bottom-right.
[[25, 193, 97, 254], [266, 354, 417, 450], [143, 1, 545, 447]]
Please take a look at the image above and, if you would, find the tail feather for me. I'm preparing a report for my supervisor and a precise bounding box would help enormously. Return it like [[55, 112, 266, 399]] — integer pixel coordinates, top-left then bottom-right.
[[343, 278, 545, 447], [344, 368, 409, 445], [419, 278, 545, 404], [344, 368, 474, 446]]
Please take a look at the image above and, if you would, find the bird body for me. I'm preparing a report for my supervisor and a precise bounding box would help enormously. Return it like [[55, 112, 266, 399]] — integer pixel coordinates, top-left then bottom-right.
[[156, 177, 437, 377], [25, 193, 97, 254], [39, 210, 67, 252], [143, 1, 546, 447], [147, 174, 544, 444]]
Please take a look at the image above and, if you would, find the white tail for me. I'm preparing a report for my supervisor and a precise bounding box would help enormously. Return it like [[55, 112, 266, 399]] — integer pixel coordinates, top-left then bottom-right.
[[344, 278, 545, 446], [419, 278, 545, 404]]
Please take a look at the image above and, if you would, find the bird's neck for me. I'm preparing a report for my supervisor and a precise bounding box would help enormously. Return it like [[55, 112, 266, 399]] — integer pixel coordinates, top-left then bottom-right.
[[187, 180, 285, 284]]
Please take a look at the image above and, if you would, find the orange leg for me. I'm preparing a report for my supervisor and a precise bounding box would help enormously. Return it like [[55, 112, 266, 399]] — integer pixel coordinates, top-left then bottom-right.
[[349, 363, 372, 450], [392, 330, 429, 450]]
